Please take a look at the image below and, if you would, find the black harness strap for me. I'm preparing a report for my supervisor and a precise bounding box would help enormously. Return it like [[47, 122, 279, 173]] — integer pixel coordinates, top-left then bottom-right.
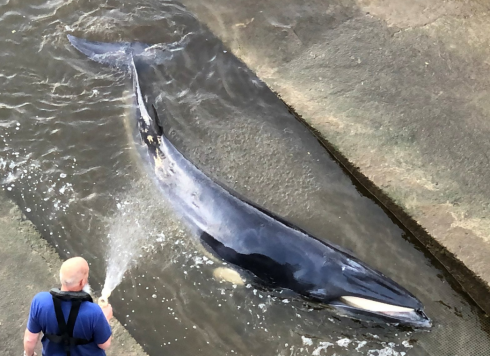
[[66, 300, 82, 341], [51, 297, 68, 352], [45, 289, 93, 356]]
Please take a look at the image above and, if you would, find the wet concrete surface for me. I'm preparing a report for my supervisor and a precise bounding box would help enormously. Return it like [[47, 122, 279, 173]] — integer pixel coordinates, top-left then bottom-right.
[[0, 192, 147, 356], [2, 0, 490, 355], [177, 0, 490, 313]]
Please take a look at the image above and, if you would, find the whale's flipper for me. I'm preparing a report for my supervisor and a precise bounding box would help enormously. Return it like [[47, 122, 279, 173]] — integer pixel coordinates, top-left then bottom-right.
[[67, 35, 150, 68], [213, 267, 245, 286]]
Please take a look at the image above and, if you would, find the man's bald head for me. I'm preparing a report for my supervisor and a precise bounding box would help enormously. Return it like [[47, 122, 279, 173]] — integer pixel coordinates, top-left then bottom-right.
[[60, 257, 89, 291]]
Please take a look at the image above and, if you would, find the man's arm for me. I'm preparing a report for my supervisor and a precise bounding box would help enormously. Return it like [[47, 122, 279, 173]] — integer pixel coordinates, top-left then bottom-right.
[[97, 337, 112, 350], [23, 328, 40, 356], [25, 294, 42, 356], [96, 303, 113, 350]]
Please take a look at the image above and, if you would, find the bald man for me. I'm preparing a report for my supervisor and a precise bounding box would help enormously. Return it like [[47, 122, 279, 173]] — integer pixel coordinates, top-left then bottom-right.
[[23, 257, 113, 356]]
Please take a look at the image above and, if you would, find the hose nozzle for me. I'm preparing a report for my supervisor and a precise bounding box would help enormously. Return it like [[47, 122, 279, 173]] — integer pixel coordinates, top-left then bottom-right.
[[98, 289, 111, 308]]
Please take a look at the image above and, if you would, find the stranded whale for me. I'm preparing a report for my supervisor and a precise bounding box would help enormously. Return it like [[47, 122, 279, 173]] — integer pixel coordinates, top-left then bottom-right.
[[68, 34, 431, 328]]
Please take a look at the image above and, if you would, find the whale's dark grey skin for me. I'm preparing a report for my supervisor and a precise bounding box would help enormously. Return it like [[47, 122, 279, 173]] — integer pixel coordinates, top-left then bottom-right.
[[68, 35, 431, 328]]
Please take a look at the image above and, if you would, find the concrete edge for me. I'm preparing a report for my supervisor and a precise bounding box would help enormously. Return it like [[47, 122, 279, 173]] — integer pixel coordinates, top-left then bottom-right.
[[169, 0, 490, 316], [280, 99, 490, 317]]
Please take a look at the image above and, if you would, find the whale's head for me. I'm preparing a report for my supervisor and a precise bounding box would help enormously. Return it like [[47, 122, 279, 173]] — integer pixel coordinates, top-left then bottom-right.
[[308, 251, 431, 328]]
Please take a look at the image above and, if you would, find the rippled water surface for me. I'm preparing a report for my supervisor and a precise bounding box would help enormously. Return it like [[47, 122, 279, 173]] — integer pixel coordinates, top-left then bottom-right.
[[1, 0, 490, 355]]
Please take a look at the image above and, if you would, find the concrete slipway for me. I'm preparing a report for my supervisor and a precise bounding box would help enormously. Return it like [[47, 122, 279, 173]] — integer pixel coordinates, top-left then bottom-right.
[[2, 0, 490, 353], [176, 0, 490, 313]]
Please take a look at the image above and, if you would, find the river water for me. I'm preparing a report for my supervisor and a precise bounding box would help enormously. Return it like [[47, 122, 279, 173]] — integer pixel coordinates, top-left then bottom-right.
[[1, 0, 490, 355]]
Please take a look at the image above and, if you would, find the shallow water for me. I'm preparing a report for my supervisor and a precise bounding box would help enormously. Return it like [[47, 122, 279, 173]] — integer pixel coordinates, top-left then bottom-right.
[[1, 0, 490, 355]]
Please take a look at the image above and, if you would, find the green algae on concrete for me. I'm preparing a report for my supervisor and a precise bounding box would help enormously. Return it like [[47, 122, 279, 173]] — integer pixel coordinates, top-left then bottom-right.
[[0, 192, 147, 356], [177, 0, 490, 313]]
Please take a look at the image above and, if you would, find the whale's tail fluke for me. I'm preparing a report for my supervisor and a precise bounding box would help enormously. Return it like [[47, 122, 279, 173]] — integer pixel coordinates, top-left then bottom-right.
[[67, 35, 150, 68]]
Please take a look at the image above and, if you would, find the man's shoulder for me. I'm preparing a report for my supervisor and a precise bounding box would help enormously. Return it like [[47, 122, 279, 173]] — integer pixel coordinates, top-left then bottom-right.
[[32, 291, 52, 304], [78, 301, 107, 329], [80, 300, 104, 316]]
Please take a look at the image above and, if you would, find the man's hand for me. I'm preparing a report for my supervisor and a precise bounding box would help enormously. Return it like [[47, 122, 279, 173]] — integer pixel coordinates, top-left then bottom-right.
[[100, 303, 113, 321]]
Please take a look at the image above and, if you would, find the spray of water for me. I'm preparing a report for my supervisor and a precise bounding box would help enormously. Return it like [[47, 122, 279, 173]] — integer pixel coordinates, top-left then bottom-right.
[[100, 180, 192, 301], [102, 191, 165, 297], [101, 200, 157, 299]]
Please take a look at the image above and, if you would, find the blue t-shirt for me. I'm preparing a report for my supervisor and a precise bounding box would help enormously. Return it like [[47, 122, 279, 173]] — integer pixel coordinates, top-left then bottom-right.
[[27, 291, 112, 356]]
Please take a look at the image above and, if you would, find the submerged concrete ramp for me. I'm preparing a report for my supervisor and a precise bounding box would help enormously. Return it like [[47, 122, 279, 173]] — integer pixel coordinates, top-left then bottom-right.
[[0, 193, 147, 356], [178, 0, 490, 312]]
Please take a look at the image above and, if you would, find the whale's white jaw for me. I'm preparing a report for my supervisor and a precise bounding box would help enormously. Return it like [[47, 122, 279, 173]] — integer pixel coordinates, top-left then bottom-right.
[[334, 296, 432, 328], [339, 296, 415, 313], [338, 296, 432, 329]]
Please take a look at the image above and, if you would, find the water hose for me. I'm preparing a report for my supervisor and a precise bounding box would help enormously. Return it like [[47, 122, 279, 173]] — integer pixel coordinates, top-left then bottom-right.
[[98, 289, 111, 308]]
